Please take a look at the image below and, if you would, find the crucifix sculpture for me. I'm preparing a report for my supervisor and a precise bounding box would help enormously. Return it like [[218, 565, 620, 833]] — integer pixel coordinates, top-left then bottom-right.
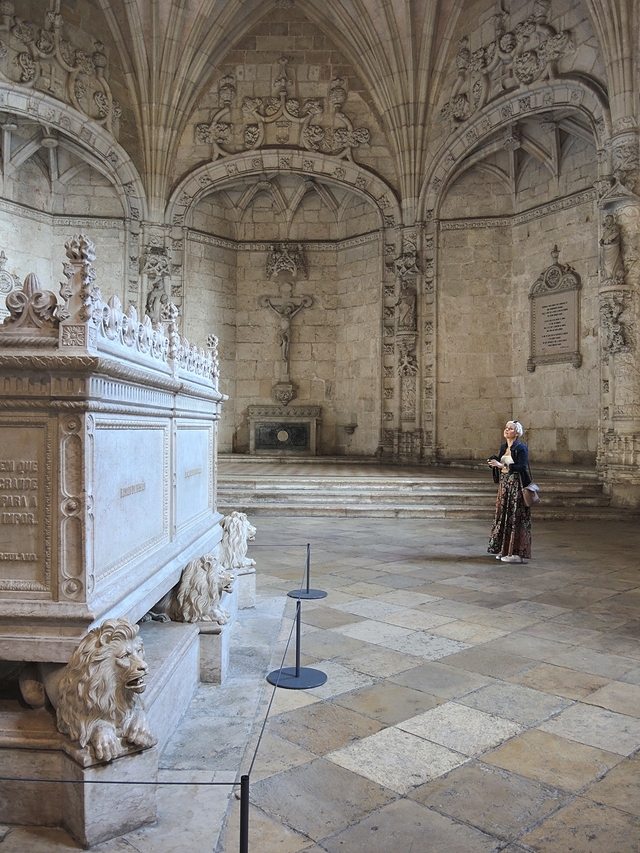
[[259, 285, 313, 373]]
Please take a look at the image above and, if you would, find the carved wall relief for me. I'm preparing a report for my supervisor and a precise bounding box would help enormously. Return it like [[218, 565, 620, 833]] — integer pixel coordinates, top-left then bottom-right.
[[0, 251, 21, 322], [441, 2, 574, 127], [600, 291, 632, 354], [527, 246, 582, 371], [196, 58, 370, 162], [143, 247, 171, 326], [0, 5, 121, 136]]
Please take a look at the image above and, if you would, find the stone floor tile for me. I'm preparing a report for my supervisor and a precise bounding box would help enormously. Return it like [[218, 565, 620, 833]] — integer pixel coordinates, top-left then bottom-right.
[[438, 646, 537, 678], [410, 760, 569, 840], [482, 632, 576, 661], [299, 660, 374, 700], [383, 631, 472, 660], [375, 589, 443, 606], [420, 598, 494, 620], [219, 799, 314, 853], [241, 732, 316, 782], [320, 797, 499, 853], [370, 573, 429, 589], [544, 646, 639, 679], [506, 663, 610, 700], [585, 755, 640, 817], [249, 758, 395, 842], [397, 701, 521, 756], [581, 681, 640, 717], [330, 598, 406, 619], [339, 582, 395, 597], [334, 645, 424, 677], [332, 681, 442, 724], [538, 703, 640, 755], [390, 660, 495, 698], [484, 729, 622, 790], [583, 632, 640, 660], [619, 665, 640, 686], [267, 702, 384, 755], [295, 629, 366, 661], [553, 610, 629, 631], [530, 584, 617, 608], [522, 622, 602, 646], [499, 600, 571, 619], [326, 726, 466, 794], [301, 608, 365, 629], [457, 681, 571, 726], [380, 609, 456, 631], [520, 796, 640, 853], [333, 619, 413, 645], [429, 620, 511, 644], [463, 610, 540, 631]]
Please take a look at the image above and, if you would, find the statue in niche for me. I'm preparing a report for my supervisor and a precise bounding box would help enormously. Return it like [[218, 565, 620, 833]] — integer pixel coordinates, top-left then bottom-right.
[[600, 214, 625, 284], [396, 280, 417, 331], [145, 278, 169, 325]]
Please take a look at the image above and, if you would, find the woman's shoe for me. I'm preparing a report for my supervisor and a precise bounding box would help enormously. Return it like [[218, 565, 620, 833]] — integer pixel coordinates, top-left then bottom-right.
[[500, 555, 523, 563], [495, 555, 503, 560]]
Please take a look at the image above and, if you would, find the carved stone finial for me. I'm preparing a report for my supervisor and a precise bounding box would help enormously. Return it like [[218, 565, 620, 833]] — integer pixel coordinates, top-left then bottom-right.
[[65, 234, 96, 264], [2, 272, 58, 333]]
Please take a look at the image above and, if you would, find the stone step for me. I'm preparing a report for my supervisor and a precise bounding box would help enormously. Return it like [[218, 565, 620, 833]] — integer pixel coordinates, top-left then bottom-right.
[[217, 460, 640, 520]]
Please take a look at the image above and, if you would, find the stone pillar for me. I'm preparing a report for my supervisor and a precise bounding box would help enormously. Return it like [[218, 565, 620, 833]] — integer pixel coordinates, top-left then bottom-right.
[[596, 121, 640, 507]]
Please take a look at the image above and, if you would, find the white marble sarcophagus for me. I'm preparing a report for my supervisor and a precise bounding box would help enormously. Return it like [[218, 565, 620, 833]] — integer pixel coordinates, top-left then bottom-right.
[[0, 234, 226, 662]]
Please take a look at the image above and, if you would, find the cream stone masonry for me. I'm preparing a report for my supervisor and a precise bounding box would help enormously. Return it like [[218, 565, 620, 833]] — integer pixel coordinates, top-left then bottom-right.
[[0, 234, 226, 662]]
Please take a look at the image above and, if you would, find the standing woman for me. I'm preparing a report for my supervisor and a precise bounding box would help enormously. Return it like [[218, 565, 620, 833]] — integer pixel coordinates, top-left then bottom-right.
[[487, 421, 531, 563]]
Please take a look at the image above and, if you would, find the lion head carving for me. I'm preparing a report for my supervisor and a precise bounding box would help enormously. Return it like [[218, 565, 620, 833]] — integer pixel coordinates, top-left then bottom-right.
[[219, 511, 256, 570], [169, 554, 234, 624], [55, 618, 157, 762]]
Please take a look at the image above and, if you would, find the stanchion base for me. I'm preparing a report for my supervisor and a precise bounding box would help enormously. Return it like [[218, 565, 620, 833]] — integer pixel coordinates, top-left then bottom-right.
[[287, 589, 328, 600], [267, 666, 328, 689]]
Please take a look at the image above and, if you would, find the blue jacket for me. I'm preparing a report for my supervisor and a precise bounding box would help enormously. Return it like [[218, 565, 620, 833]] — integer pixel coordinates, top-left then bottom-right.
[[490, 440, 531, 487]]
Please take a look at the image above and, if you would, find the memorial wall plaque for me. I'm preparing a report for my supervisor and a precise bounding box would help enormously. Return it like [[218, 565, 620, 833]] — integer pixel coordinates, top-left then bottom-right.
[[527, 246, 582, 372]]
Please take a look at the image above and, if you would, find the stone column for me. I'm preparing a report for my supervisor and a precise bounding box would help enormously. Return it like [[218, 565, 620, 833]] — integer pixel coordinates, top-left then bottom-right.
[[596, 120, 640, 507]]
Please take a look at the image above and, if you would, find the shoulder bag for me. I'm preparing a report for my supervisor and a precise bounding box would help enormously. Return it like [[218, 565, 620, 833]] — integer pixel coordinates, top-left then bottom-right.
[[522, 461, 541, 507]]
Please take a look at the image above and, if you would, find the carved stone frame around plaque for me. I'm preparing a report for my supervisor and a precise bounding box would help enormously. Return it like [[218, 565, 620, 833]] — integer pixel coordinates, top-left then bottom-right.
[[527, 247, 582, 372]]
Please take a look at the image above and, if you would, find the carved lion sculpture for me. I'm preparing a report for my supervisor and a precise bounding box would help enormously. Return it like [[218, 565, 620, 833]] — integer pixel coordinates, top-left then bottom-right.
[[219, 511, 256, 570], [166, 553, 234, 624], [20, 618, 158, 763]]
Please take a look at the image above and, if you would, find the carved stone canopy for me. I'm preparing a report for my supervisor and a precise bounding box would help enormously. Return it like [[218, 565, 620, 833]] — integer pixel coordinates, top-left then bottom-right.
[[266, 243, 307, 279]]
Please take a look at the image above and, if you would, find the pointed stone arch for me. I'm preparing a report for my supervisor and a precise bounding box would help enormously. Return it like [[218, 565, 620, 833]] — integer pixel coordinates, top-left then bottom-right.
[[419, 78, 610, 220], [166, 149, 400, 230]]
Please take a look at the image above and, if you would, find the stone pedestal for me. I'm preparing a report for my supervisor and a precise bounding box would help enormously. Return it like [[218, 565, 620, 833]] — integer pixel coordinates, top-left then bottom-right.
[[235, 566, 257, 609]]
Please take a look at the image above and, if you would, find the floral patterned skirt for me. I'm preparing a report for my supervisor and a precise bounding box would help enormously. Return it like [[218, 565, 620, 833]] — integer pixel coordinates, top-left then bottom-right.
[[487, 472, 531, 559]]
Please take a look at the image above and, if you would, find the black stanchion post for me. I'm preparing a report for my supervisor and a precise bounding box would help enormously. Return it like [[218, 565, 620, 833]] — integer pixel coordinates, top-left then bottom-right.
[[267, 594, 327, 689], [288, 543, 327, 600], [239, 774, 250, 853]]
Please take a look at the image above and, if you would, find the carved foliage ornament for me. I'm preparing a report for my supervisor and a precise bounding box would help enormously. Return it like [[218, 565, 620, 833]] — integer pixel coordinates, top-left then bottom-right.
[[0, 4, 121, 135], [441, 1, 574, 126], [600, 291, 632, 355], [266, 242, 307, 279], [196, 59, 370, 162]]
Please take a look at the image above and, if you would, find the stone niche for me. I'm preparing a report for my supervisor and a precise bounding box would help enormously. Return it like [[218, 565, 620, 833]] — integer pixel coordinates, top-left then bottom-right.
[[0, 235, 226, 846], [248, 404, 322, 455]]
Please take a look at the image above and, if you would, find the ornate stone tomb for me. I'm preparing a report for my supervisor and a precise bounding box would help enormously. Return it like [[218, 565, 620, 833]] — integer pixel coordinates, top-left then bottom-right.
[[0, 235, 227, 662]]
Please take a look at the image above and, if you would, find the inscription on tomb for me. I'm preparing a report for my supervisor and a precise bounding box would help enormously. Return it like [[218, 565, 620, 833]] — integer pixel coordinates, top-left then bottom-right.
[[0, 426, 49, 590]]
